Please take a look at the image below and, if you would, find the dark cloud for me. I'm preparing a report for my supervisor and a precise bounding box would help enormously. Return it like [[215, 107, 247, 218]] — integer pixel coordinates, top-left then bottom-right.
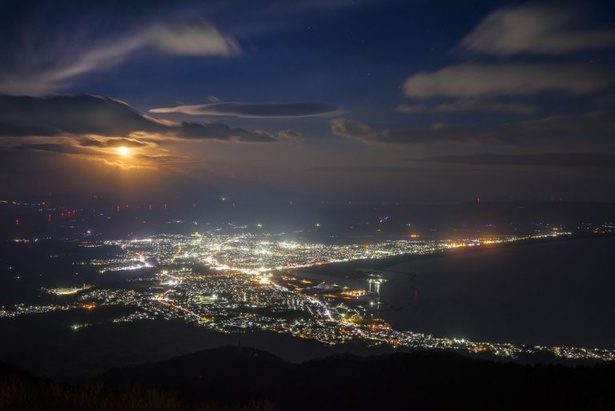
[[495, 111, 615, 145], [12, 143, 91, 155], [175, 121, 275, 142], [150, 102, 341, 118], [330, 118, 478, 144], [418, 153, 615, 168], [461, 4, 615, 56], [397, 100, 535, 115], [0, 94, 293, 143], [0, 123, 58, 137], [79, 137, 151, 148], [0, 94, 166, 137], [305, 166, 418, 173], [8, 137, 153, 161], [331, 111, 615, 147]]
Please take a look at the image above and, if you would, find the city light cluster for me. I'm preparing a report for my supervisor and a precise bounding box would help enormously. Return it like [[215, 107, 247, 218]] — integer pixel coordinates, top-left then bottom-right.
[[2, 229, 613, 362]]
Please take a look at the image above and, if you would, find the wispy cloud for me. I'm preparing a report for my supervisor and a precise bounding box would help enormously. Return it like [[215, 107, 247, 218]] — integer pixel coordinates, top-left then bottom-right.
[[150, 102, 341, 118], [0, 34, 147, 95], [0, 18, 239, 95], [398, 4, 615, 116], [403, 63, 611, 99], [276, 129, 303, 141], [461, 4, 615, 56], [151, 20, 240, 56]]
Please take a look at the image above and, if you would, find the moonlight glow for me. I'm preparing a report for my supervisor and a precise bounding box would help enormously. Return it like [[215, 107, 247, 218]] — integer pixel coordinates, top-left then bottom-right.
[[117, 146, 131, 157]]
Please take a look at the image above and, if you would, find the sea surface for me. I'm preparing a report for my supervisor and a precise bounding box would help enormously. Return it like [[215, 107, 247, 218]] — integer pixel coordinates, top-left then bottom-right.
[[370, 235, 615, 350]]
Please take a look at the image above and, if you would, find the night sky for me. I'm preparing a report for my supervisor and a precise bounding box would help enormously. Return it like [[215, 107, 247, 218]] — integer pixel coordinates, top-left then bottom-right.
[[1, 0, 614, 203]]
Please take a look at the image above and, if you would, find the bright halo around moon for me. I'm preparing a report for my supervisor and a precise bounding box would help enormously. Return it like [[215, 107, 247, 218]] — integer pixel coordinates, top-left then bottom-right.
[[117, 146, 131, 157]]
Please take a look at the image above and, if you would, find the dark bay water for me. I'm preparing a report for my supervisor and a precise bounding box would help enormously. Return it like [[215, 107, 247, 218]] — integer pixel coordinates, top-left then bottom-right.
[[376, 236, 615, 349]]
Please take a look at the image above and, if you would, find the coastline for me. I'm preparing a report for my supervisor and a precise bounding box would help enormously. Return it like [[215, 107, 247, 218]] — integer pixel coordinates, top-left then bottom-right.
[[295, 232, 613, 281], [292, 233, 615, 351]]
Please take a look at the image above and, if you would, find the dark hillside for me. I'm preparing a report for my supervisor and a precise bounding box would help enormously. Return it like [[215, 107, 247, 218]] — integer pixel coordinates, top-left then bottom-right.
[[101, 346, 615, 411], [2, 347, 614, 411]]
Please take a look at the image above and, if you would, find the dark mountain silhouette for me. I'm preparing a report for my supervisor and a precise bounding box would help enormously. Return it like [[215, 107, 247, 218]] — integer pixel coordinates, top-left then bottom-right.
[[99, 346, 615, 411], [2, 346, 615, 410], [0, 358, 275, 411]]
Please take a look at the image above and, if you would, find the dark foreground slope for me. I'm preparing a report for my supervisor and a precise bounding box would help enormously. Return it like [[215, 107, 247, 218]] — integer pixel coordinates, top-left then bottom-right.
[[100, 346, 615, 411], [2, 348, 614, 411], [0, 359, 274, 411]]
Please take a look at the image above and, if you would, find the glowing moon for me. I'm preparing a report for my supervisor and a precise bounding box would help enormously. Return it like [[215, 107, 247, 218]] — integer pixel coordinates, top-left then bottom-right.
[[117, 146, 130, 156]]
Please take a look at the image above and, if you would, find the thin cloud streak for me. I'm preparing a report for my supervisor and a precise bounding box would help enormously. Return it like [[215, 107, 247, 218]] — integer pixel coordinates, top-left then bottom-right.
[[417, 153, 615, 168], [150, 102, 341, 118]]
